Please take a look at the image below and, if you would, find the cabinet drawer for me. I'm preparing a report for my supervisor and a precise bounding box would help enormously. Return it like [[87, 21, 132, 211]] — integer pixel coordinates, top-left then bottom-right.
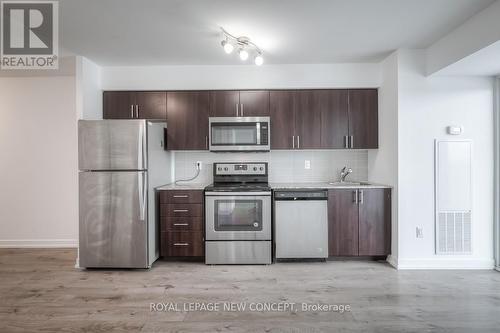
[[162, 231, 204, 257], [161, 216, 204, 232], [160, 204, 203, 217], [159, 190, 204, 204]]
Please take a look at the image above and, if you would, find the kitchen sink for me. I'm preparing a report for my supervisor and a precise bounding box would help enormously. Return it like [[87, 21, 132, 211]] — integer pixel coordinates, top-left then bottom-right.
[[328, 181, 371, 186]]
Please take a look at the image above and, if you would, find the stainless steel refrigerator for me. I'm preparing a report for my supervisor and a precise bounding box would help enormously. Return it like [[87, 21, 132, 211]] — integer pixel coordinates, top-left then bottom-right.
[[78, 120, 170, 268]]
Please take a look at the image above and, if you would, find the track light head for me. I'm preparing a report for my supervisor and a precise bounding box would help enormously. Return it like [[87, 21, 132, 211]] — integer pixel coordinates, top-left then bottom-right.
[[239, 49, 249, 61], [254, 54, 264, 66], [221, 40, 234, 54]]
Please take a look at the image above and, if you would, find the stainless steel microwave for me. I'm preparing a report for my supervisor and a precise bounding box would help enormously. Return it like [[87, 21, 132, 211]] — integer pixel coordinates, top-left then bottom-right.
[[209, 117, 270, 152]]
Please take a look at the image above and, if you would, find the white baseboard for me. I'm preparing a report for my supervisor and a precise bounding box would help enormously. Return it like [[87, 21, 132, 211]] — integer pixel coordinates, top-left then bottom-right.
[[386, 254, 398, 269], [495, 266, 500, 272], [0, 239, 78, 248], [395, 257, 495, 270]]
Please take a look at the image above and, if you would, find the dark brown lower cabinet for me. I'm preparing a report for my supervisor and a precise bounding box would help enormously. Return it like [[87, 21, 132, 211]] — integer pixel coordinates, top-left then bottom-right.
[[358, 189, 391, 256], [159, 190, 204, 258], [328, 189, 359, 256], [328, 188, 391, 257]]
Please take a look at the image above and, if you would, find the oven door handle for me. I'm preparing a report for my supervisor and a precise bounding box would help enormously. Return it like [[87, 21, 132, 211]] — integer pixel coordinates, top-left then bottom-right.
[[204, 191, 272, 196]]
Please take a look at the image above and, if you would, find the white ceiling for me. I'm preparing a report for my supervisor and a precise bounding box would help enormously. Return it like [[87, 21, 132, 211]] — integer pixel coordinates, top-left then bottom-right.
[[60, 0, 495, 66]]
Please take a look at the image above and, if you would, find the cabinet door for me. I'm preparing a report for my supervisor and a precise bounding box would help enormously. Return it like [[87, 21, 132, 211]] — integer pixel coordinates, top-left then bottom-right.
[[270, 91, 295, 149], [348, 89, 378, 149], [294, 90, 321, 149], [358, 189, 391, 256], [209, 91, 240, 117], [328, 189, 359, 256], [103, 91, 134, 119], [319, 90, 349, 149], [135, 91, 166, 119], [166, 91, 209, 150], [239, 90, 270, 117]]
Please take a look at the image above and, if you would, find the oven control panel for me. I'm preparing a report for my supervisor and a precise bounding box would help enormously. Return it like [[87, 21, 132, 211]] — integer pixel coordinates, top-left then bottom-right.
[[214, 162, 267, 175]]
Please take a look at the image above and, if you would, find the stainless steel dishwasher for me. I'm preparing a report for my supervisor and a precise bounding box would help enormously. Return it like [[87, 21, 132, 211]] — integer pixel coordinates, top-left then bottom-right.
[[274, 190, 329, 259]]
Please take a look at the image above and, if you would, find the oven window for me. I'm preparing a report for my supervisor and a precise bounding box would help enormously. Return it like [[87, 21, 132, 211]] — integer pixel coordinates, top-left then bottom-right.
[[214, 200, 263, 231], [211, 123, 258, 146]]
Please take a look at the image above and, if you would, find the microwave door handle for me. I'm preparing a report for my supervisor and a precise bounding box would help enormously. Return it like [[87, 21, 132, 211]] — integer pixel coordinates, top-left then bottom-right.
[[256, 122, 261, 145]]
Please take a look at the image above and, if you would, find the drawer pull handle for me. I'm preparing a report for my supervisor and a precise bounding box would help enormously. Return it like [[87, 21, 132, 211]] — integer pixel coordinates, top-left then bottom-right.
[[173, 195, 188, 198], [173, 243, 189, 246], [173, 223, 189, 226], [173, 209, 188, 212]]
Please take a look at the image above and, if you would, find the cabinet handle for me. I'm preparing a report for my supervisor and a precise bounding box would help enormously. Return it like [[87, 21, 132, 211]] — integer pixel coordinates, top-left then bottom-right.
[[353, 190, 358, 203], [240, 103, 244, 117], [173, 209, 188, 212], [173, 223, 189, 226], [173, 195, 188, 198], [205, 136, 208, 149], [173, 243, 189, 246], [359, 190, 364, 204], [130, 105, 134, 118], [344, 136, 348, 149], [350, 135, 354, 149], [297, 136, 300, 149], [292, 136, 295, 149], [135, 105, 139, 118], [235, 103, 239, 117]]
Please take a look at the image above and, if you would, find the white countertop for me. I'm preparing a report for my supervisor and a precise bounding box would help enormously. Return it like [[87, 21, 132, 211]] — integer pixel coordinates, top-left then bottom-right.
[[156, 183, 209, 190], [269, 182, 392, 189]]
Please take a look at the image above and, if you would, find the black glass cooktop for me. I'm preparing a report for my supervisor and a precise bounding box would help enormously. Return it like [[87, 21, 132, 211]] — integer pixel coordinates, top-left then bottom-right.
[[204, 183, 271, 192]]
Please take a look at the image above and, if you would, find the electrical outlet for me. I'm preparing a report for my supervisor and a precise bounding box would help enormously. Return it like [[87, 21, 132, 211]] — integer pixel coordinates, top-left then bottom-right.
[[304, 160, 311, 169], [416, 227, 423, 238], [196, 161, 202, 170]]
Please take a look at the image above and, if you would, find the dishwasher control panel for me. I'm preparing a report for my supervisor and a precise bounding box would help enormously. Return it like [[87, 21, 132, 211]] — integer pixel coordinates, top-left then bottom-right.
[[274, 190, 328, 200]]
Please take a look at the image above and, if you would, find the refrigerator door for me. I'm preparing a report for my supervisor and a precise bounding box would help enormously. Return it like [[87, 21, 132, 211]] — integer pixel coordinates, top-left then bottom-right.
[[79, 120, 147, 171], [79, 171, 148, 268]]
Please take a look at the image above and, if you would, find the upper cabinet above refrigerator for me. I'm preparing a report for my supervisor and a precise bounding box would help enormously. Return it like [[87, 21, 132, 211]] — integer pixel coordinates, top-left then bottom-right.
[[103, 91, 167, 120]]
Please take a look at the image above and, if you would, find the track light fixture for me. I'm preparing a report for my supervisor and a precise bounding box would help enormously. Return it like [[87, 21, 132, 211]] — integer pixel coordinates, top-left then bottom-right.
[[220, 27, 264, 65]]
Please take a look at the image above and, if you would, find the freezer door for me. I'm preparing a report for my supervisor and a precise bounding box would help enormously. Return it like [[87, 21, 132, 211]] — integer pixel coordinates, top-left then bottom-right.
[[79, 120, 146, 171], [79, 171, 148, 268]]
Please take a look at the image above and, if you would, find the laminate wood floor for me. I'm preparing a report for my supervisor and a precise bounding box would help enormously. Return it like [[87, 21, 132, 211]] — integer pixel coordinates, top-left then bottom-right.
[[1, 249, 499, 333]]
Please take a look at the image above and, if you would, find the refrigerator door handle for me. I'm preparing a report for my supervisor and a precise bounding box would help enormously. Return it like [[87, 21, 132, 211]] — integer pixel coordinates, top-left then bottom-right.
[[138, 172, 147, 221]]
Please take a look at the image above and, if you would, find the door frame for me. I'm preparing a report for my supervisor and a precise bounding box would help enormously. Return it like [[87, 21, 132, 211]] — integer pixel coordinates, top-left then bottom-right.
[[494, 77, 500, 271]]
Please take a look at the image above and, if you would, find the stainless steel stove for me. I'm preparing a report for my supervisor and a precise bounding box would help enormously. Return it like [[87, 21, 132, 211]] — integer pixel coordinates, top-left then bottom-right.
[[204, 162, 272, 264]]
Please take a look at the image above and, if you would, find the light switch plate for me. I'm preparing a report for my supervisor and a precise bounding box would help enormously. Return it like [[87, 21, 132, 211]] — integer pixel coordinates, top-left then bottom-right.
[[304, 160, 311, 169], [416, 227, 423, 238]]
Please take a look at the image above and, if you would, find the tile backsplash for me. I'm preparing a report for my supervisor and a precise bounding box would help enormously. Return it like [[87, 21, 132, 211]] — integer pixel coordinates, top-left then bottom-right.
[[172, 150, 368, 184]]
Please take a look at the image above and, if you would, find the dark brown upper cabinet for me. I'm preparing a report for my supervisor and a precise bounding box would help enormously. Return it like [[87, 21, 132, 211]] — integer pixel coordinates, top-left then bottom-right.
[[328, 188, 391, 257], [270, 90, 321, 149], [348, 89, 378, 149], [270, 91, 296, 149], [166, 91, 209, 150], [103, 91, 166, 120], [209, 90, 269, 117], [319, 90, 349, 149]]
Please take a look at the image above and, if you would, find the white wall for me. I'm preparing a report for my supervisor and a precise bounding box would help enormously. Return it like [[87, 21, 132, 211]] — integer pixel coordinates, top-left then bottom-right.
[[368, 52, 399, 263], [397, 50, 494, 269], [0, 75, 79, 247], [76, 57, 102, 119], [101, 63, 381, 90]]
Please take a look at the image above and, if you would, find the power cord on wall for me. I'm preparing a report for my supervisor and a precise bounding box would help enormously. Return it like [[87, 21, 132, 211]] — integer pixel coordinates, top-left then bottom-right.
[[173, 161, 202, 185]]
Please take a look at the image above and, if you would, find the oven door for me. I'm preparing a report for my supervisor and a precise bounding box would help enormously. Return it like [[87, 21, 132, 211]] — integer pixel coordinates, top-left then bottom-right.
[[209, 117, 270, 151], [205, 192, 271, 240]]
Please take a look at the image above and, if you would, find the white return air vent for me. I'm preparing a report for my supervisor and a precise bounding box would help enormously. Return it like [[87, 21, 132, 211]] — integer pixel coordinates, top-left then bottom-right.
[[435, 140, 472, 255]]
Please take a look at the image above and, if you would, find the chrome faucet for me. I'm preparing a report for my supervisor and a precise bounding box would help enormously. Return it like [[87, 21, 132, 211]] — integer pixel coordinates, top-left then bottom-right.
[[340, 166, 353, 182]]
